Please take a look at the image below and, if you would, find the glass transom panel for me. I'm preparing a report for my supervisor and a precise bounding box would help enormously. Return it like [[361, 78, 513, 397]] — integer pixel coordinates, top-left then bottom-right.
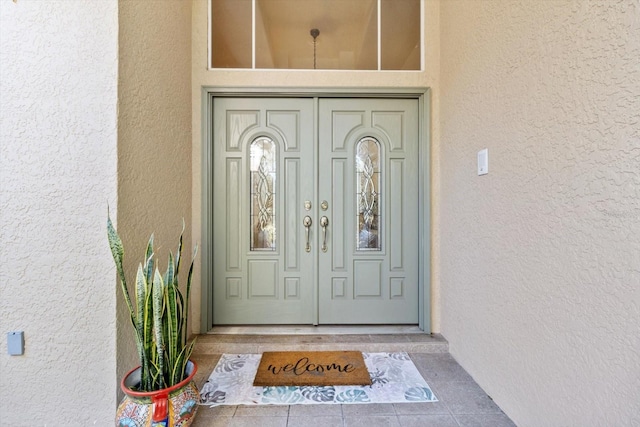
[[250, 137, 277, 251], [210, 0, 421, 70]]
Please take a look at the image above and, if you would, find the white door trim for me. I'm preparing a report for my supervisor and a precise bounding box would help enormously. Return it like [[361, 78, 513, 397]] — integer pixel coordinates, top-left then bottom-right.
[[200, 87, 432, 332]]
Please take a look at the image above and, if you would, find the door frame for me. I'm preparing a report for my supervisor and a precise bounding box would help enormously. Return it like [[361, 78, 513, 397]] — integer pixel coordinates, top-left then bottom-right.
[[200, 87, 432, 332]]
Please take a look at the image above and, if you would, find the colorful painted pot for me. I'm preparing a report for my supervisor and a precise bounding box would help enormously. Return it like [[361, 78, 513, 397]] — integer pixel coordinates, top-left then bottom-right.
[[116, 360, 199, 427]]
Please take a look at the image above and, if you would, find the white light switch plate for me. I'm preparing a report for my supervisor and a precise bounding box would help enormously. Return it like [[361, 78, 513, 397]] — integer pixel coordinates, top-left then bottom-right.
[[478, 148, 488, 175]]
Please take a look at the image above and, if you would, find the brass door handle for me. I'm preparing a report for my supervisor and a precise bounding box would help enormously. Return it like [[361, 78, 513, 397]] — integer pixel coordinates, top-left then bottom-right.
[[303, 215, 313, 252], [320, 216, 329, 252]]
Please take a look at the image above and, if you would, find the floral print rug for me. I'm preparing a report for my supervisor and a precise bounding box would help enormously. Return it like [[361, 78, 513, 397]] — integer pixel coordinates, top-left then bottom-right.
[[200, 352, 437, 406]]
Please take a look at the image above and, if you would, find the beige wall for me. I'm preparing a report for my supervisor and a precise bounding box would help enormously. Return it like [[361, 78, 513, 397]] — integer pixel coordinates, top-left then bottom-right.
[[0, 0, 119, 423], [190, 0, 441, 332], [439, 1, 640, 426], [117, 0, 193, 393]]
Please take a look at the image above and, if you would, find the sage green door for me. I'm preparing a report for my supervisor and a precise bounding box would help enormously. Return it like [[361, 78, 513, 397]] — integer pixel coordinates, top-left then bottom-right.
[[212, 98, 315, 324], [212, 97, 419, 325], [317, 98, 419, 324]]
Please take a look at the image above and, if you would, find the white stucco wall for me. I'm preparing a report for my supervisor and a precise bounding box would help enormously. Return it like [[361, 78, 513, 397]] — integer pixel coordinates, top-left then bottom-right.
[[0, 0, 119, 424], [439, 1, 640, 426], [117, 0, 193, 391], [190, 0, 441, 332]]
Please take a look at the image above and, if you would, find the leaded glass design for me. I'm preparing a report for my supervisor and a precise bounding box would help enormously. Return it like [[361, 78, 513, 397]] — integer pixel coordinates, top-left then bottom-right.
[[356, 137, 381, 251], [250, 137, 276, 250]]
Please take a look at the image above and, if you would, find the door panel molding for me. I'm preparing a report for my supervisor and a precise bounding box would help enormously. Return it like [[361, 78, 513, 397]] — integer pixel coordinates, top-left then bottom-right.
[[201, 87, 431, 332]]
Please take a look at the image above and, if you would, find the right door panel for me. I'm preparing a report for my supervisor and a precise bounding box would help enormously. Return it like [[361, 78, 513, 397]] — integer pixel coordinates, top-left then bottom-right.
[[317, 98, 420, 324]]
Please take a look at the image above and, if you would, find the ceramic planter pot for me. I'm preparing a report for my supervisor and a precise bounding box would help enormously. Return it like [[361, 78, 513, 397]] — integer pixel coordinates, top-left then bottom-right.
[[116, 360, 199, 427]]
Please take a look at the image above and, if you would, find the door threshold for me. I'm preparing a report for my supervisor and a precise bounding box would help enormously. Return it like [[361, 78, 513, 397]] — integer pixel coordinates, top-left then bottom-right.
[[207, 325, 423, 335]]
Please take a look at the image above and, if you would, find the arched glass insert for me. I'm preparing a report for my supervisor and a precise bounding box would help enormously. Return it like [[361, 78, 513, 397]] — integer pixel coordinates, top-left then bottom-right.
[[250, 137, 276, 251], [356, 137, 381, 251]]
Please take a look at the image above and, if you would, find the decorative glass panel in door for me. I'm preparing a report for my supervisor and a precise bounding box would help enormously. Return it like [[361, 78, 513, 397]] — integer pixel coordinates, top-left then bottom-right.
[[250, 137, 276, 251], [356, 137, 381, 251]]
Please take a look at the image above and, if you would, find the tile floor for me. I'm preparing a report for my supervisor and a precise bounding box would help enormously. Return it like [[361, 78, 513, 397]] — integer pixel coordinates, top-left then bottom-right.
[[190, 334, 516, 427]]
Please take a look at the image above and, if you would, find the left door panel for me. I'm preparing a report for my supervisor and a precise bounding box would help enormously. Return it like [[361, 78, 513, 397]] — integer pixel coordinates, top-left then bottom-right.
[[213, 98, 315, 324]]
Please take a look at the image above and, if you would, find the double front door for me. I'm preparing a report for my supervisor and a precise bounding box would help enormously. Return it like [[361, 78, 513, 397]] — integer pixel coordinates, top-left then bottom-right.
[[212, 97, 419, 325]]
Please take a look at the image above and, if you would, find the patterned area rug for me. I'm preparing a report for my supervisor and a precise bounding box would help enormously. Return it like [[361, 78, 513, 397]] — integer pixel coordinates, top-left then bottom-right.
[[200, 352, 437, 406]]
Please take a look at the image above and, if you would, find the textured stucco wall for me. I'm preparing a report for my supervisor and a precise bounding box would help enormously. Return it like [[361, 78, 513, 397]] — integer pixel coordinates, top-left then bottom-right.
[[190, 0, 441, 332], [440, 1, 640, 426], [117, 0, 193, 390], [0, 0, 119, 424]]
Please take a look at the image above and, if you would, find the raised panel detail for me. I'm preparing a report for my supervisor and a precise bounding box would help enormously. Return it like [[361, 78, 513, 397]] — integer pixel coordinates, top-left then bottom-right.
[[332, 159, 346, 270], [226, 278, 242, 299], [284, 159, 299, 270], [372, 112, 404, 151], [354, 260, 382, 298], [248, 260, 278, 298], [267, 111, 300, 151], [332, 278, 347, 299], [285, 278, 300, 299], [390, 159, 403, 270], [227, 111, 259, 150], [390, 278, 404, 299], [227, 158, 241, 270], [332, 111, 364, 151]]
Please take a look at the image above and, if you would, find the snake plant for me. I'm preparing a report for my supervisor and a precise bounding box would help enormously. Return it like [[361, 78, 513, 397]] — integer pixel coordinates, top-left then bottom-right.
[[107, 214, 197, 392]]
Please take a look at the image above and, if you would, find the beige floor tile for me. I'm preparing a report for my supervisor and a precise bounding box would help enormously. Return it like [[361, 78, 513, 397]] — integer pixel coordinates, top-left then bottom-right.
[[397, 414, 459, 427], [343, 415, 401, 427], [234, 404, 290, 417], [342, 403, 396, 416], [288, 403, 343, 417], [288, 416, 344, 427]]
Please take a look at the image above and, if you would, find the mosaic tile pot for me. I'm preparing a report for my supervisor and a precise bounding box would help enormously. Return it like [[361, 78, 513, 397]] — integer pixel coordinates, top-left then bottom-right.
[[116, 360, 199, 427]]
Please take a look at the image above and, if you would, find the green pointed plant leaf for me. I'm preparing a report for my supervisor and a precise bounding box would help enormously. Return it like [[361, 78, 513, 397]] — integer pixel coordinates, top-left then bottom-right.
[[175, 290, 185, 347], [152, 268, 166, 390], [165, 252, 178, 370], [107, 214, 134, 320], [144, 234, 154, 286], [183, 244, 198, 347], [172, 337, 197, 385], [135, 264, 146, 330], [134, 264, 147, 375], [175, 218, 186, 277]]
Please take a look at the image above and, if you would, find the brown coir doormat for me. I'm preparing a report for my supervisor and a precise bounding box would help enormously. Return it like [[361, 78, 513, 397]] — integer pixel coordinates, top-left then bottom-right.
[[253, 351, 372, 387]]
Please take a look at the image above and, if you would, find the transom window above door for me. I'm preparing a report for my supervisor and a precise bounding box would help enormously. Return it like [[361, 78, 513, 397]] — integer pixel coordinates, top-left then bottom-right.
[[209, 0, 421, 70]]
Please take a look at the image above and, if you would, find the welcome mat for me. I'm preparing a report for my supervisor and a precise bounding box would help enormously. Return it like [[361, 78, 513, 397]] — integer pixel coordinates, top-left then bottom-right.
[[200, 352, 437, 406], [253, 351, 372, 387]]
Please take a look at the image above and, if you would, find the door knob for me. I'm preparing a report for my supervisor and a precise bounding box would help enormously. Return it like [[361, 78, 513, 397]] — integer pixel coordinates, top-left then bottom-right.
[[303, 215, 312, 252], [320, 216, 329, 252]]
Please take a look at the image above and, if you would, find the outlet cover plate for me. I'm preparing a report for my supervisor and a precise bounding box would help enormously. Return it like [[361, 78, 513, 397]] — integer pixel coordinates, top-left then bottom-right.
[[7, 331, 24, 356]]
